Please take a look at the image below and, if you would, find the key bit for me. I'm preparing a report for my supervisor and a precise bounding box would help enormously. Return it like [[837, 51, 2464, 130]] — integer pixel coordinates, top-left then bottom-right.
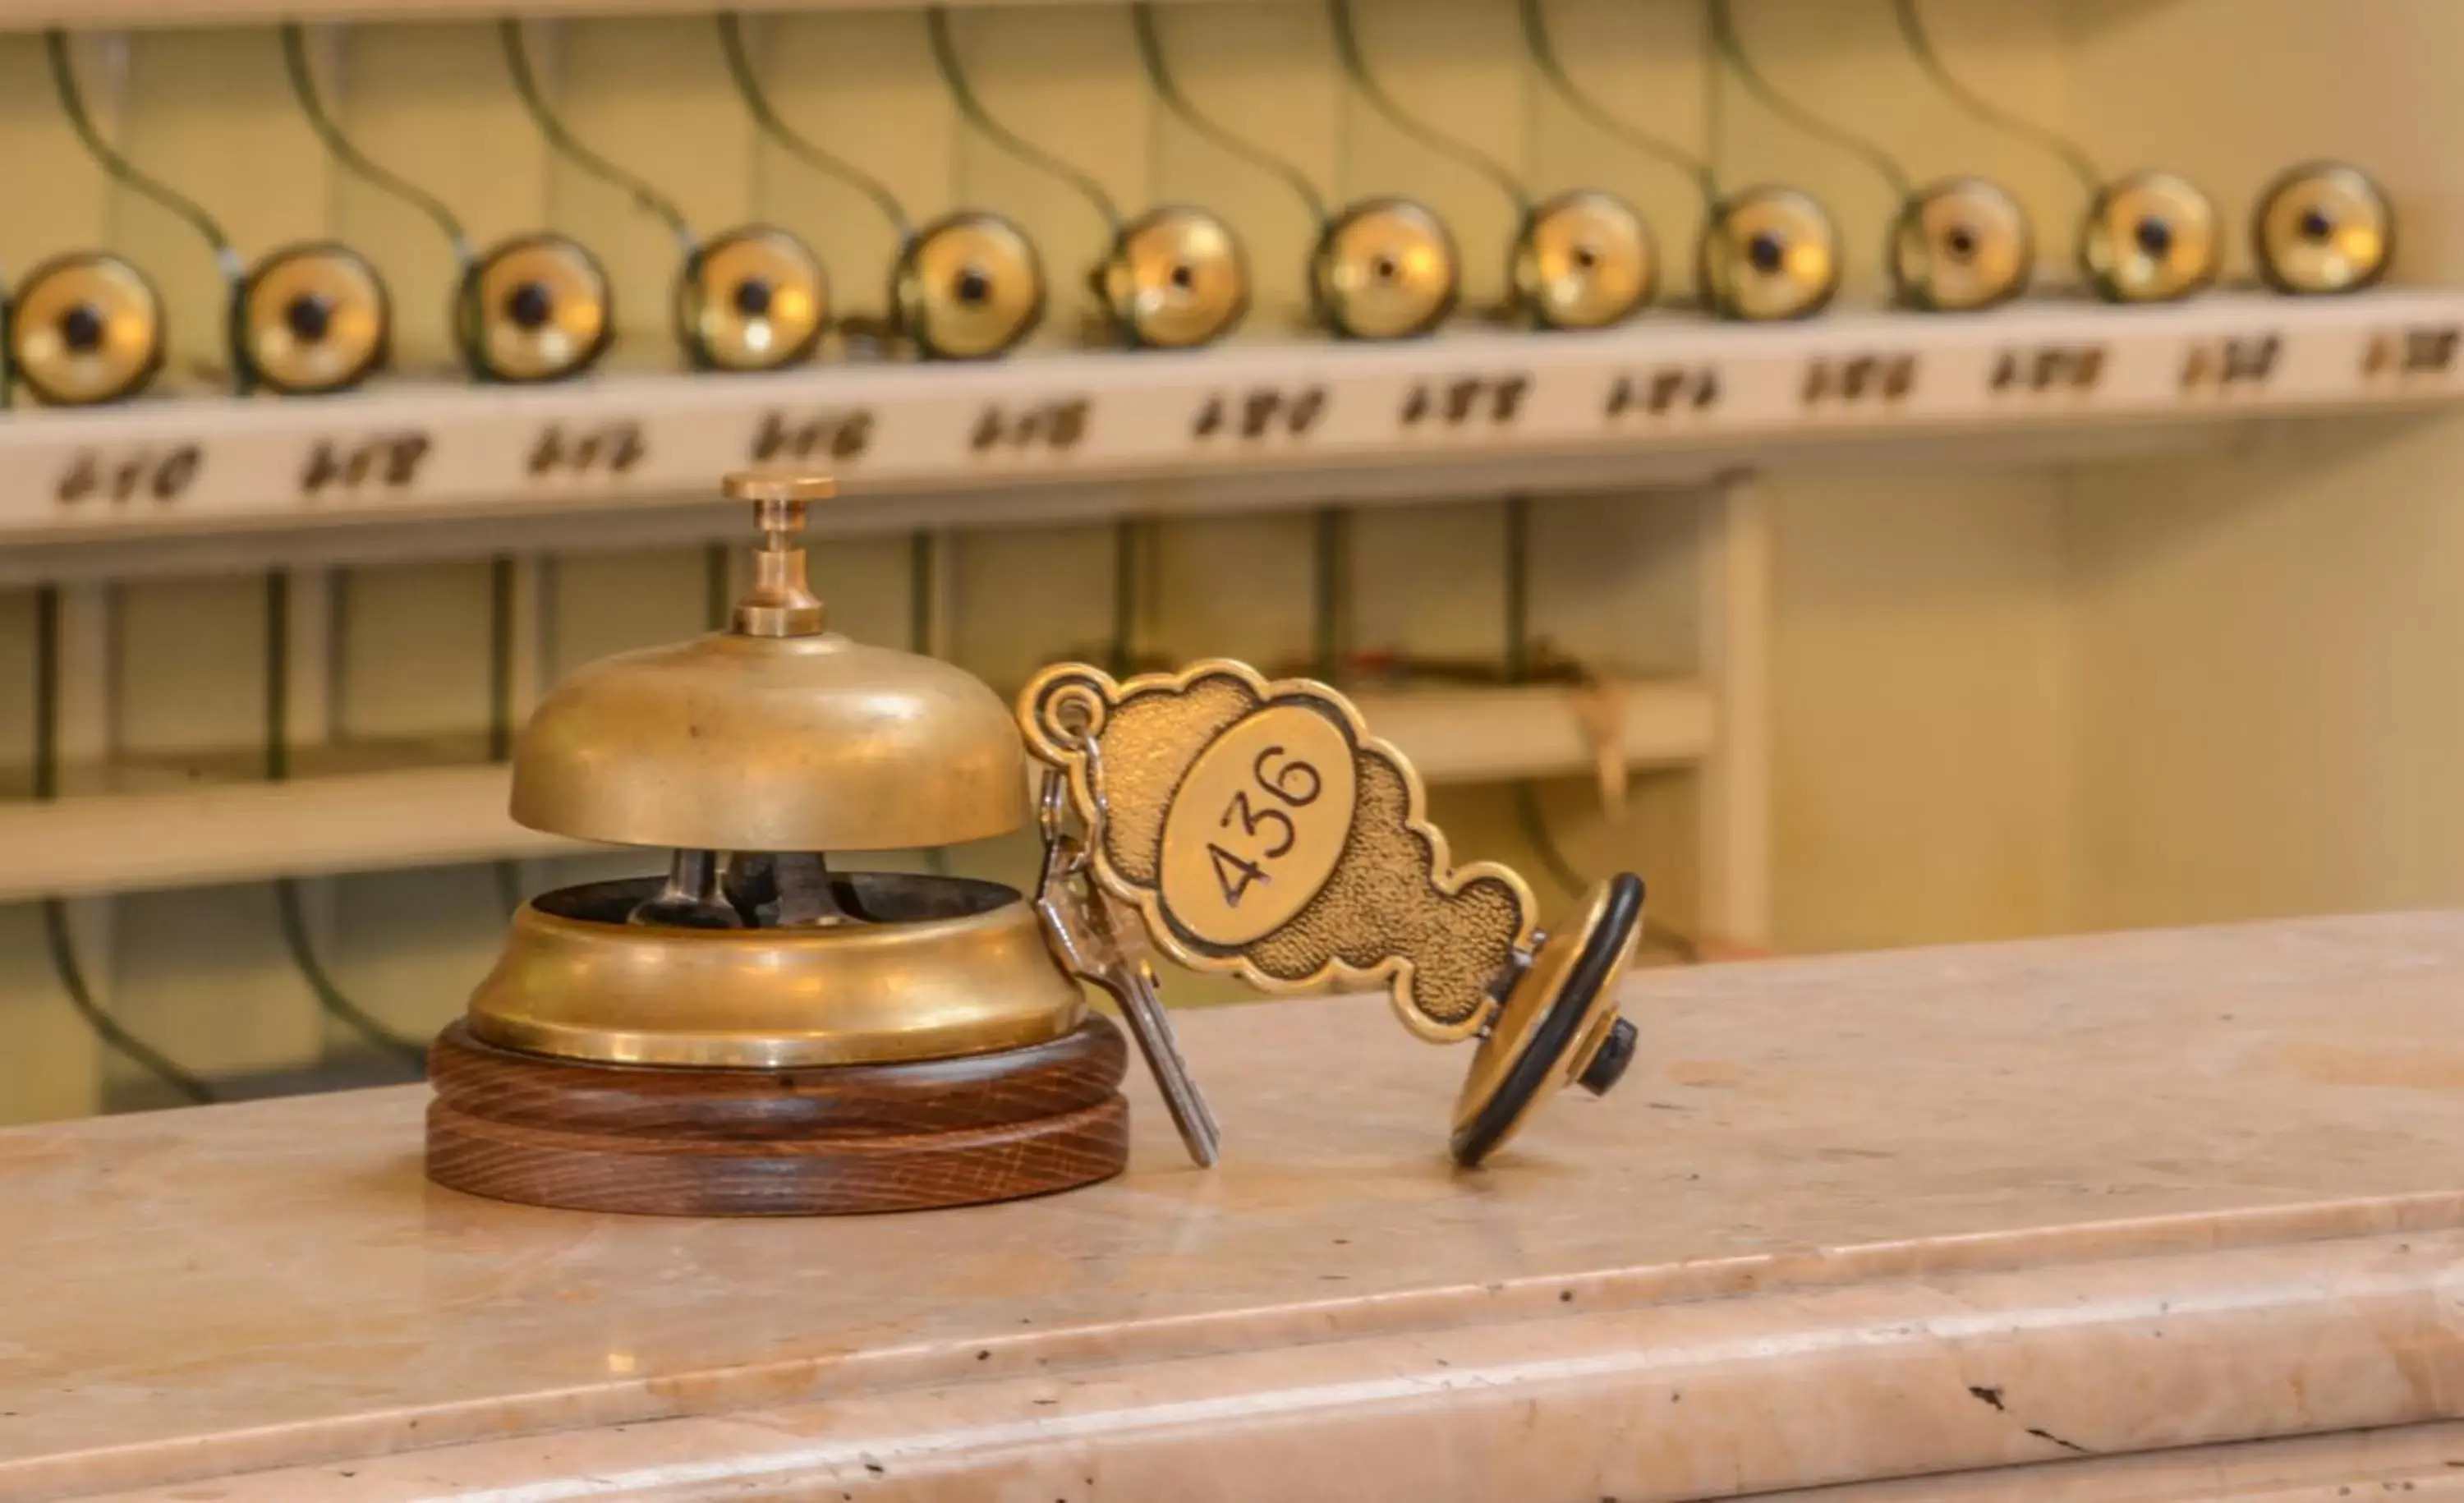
[[1034, 820, 1221, 1168]]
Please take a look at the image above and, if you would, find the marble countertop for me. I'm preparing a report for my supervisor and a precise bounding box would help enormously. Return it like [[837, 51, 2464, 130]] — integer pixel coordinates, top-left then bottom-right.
[[7, 913, 2464, 1501]]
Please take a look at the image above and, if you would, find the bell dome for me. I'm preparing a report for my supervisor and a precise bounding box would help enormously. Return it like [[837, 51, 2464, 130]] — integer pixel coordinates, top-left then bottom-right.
[[507, 471, 1027, 853]]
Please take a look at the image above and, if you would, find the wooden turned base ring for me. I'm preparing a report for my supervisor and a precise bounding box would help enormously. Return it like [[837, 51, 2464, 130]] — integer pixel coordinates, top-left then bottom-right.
[[425, 1017, 1130, 1217]]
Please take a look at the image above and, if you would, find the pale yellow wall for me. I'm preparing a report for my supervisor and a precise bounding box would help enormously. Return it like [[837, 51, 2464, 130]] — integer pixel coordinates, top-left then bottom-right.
[[2061, 0, 2464, 932], [9, 0, 2443, 1120]]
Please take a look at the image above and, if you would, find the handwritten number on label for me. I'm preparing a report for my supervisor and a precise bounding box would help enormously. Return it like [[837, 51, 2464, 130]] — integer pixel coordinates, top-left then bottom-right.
[[754, 408, 872, 464], [1606, 367, 1721, 418], [1992, 345, 2107, 395], [1400, 374, 1531, 431], [971, 398, 1090, 456], [528, 421, 646, 478], [1192, 385, 1328, 442], [1207, 746, 1325, 909], [1803, 354, 1918, 406], [54, 445, 201, 508], [301, 434, 430, 498], [2182, 333, 2280, 392]]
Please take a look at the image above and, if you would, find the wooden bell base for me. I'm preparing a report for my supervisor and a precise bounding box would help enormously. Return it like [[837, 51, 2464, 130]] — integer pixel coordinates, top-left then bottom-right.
[[425, 1017, 1129, 1217]]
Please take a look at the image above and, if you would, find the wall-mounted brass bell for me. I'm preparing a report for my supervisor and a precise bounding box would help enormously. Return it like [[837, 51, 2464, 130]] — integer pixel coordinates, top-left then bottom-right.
[[2254, 160, 2392, 297], [678, 224, 830, 370], [895, 210, 1046, 361], [430, 467, 1651, 1217], [240, 241, 389, 395], [1512, 189, 1656, 331], [2080, 169, 2218, 305], [11, 252, 166, 407], [1098, 205, 1248, 349], [1699, 186, 1841, 322], [1891, 177, 2031, 313], [457, 233, 615, 384], [1311, 196, 1460, 341]]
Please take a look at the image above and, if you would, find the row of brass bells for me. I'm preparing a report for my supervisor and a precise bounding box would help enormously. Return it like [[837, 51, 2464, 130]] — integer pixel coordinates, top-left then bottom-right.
[[9, 241, 393, 405], [2079, 164, 2390, 303], [16, 164, 2387, 402]]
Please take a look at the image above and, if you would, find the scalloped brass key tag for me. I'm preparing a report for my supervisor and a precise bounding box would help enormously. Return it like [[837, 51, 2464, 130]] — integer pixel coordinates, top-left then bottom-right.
[[1020, 658, 1646, 1167]]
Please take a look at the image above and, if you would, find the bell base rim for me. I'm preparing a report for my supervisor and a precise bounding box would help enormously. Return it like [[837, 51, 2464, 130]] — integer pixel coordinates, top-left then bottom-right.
[[425, 1018, 1132, 1217]]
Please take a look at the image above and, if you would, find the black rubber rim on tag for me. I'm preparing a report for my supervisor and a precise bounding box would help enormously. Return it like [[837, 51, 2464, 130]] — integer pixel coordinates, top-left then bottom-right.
[[1450, 870, 1643, 1169]]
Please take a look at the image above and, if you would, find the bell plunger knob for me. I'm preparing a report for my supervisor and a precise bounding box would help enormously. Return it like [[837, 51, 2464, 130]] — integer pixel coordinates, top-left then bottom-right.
[[723, 470, 833, 638]]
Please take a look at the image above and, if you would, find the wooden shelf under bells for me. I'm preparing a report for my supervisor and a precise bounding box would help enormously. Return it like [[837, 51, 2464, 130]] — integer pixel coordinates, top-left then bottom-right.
[[0, 678, 1712, 902]]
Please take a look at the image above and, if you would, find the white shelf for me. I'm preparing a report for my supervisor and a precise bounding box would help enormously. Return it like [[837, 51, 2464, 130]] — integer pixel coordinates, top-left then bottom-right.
[[5, 292, 2459, 581], [0, 679, 1711, 900]]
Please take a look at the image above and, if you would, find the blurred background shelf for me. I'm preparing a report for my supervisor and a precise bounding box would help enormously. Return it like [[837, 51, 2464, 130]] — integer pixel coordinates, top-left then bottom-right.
[[0, 678, 1713, 901]]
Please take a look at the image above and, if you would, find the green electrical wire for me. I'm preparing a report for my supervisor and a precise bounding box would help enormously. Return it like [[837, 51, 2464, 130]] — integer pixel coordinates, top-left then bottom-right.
[[1707, 0, 1912, 202], [717, 11, 911, 241], [262, 572, 428, 1070], [45, 30, 243, 283], [279, 24, 473, 268], [1890, 0, 2101, 199], [30, 586, 219, 1106], [1131, 3, 1328, 228], [499, 19, 699, 258], [926, 6, 1123, 235], [1326, 0, 1529, 214], [1519, 0, 1719, 209]]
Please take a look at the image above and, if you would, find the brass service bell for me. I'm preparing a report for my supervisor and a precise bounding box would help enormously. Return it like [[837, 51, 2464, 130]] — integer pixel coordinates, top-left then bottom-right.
[[429, 469, 1652, 1218], [895, 210, 1047, 360], [1699, 186, 1841, 322], [241, 241, 390, 395], [1311, 196, 1460, 340], [678, 224, 830, 370], [11, 251, 167, 407], [1891, 177, 2033, 313], [2253, 160, 2393, 297], [1512, 189, 1657, 331], [1097, 205, 1249, 349], [2080, 169, 2218, 305], [456, 232, 616, 383]]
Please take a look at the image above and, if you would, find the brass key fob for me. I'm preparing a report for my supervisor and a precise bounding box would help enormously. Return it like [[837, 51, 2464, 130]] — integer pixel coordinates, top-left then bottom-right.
[[1020, 659, 1646, 1167]]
